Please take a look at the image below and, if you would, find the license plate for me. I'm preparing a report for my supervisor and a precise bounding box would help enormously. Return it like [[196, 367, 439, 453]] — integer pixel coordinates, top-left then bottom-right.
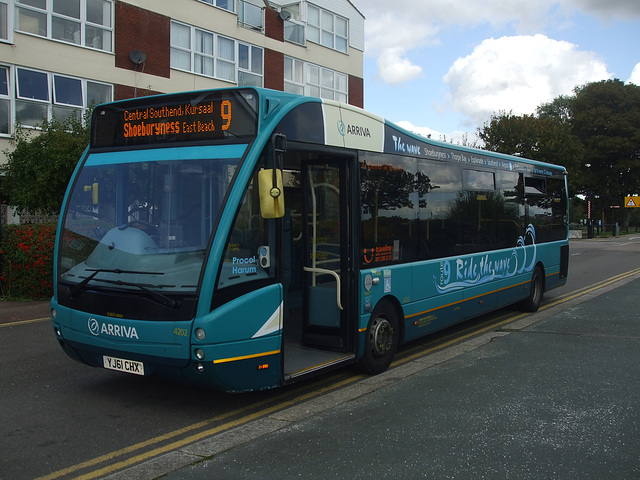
[[103, 355, 145, 376]]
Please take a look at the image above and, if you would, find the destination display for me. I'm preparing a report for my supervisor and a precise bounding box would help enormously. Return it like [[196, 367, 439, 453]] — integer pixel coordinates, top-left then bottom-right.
[[91, 89, 259, 148]]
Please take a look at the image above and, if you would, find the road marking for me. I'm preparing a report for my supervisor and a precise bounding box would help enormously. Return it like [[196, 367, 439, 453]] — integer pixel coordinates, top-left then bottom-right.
[[0, 317, 49, 328], [33, 374, 364, 480], [34, 266, 640, 480]]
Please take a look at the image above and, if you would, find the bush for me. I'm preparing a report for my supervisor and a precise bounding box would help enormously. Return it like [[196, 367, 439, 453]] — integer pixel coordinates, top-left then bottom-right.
[[1, 223, 56, 299]]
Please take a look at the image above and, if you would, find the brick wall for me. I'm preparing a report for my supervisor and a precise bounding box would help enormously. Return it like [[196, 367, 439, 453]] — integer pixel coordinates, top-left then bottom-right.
[[348, 75, 364, 108], [115, 3, 170, 79], [264, 49, 284, 91], [264, 7, 284, 42], [114, 84, 163, 102]]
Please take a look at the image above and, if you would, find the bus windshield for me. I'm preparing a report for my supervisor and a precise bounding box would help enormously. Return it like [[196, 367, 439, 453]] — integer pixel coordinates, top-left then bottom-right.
[[58, 149, 242, 295]]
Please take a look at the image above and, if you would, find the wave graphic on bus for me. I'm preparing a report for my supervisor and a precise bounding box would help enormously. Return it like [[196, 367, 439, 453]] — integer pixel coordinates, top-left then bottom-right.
[[435, 224, 538, 293]]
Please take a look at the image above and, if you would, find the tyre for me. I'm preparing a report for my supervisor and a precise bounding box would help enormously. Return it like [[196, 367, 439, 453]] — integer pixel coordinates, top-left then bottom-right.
[[359, 300, 399, 375], [519, 266, 544, 312]]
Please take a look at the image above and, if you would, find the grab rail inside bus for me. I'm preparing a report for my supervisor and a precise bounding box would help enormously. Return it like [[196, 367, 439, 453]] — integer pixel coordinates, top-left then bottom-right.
[[303, 266, 343, 310]]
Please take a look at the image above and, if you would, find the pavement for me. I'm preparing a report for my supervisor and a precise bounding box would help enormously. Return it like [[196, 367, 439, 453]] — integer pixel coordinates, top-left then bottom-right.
[[0, 299, 50, 323]]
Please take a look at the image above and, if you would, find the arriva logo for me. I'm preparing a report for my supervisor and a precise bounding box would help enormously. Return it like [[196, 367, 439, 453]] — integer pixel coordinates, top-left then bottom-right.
[[337, 120, 346, 136], [337, 119, 371, 138], [88, 317, 139, 339]]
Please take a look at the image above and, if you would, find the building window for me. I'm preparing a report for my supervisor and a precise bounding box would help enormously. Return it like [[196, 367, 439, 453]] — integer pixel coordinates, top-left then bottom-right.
[[307, 4, 347, 53], [170, 20, 263, 87], [217, 35, 235, 82], [15, 0, 113, 52], [284, 57, 348, 102], [197, 0, 234, 13], [14, 67, 111, 128], [284, 19, 305, 46], [0, 0, 11, 43], [170, 22, 192, 71], [0, 65, 10, 134], [238, 43, 263, 87], [284, 57, 304, 95], [238, 0, 263, 31]]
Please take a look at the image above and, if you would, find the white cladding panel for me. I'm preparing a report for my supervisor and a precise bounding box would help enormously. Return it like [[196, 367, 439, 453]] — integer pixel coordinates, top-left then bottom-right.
[[309, 0, 364, 51], [279, 0, 365, 51]]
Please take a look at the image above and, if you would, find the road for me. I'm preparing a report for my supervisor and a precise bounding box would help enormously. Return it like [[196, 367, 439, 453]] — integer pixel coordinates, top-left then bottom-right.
[[1, 237, 639, 480]]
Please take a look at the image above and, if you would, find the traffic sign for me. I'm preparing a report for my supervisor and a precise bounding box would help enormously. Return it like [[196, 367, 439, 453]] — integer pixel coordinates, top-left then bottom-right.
[[625, 196, 640, 208]]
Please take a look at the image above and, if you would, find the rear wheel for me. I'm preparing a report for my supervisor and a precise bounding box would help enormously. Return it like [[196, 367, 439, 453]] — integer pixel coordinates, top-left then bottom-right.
[[519, 266, 544, 312], [359, 300, 399, 375]]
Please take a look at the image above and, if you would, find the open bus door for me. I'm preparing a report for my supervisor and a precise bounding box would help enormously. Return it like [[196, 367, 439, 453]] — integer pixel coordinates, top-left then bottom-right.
[[281, 151, 356, 382]]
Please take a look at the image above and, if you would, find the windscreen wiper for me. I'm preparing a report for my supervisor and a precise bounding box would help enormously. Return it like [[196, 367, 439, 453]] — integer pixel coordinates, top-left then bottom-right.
[[69, 268, 164, 298], [90, 277, 177, 308]]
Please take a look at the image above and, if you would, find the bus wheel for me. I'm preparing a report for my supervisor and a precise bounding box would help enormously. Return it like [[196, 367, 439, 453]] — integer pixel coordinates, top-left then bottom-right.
[[359, 300, 399, 375], [519, 266, 544, 312]]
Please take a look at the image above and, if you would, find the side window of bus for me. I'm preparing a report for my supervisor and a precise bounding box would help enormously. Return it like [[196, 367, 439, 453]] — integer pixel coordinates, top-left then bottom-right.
[[216, 166, 274, 290], [361, 153, 418, 265], [548, 177, 568, 241], [496, 170, 524, 248], [457, 169, 497, 253], [417, 160, 462, 259], [524, 176, 545, 243], [525, 176, 567, 243]]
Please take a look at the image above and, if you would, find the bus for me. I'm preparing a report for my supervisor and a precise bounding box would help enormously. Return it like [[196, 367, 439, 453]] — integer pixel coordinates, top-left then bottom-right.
[[51, 87, 569, 392]]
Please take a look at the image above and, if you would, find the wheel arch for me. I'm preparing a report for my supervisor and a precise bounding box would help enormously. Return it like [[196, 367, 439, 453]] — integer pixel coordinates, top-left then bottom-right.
[[535, 261, 547, 291], [373, 295, 406, 345]]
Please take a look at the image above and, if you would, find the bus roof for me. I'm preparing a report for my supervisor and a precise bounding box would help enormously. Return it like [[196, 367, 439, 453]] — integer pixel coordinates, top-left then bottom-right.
[[92, 87, 567, 176]]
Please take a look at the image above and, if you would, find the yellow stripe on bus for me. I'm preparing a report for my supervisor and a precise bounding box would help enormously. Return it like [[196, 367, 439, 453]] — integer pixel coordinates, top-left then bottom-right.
[[359, 270, 561, 332], [213, 349, 281, 364]]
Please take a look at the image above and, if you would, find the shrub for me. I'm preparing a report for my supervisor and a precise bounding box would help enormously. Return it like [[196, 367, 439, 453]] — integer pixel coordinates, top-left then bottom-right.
[[1, 223, 57, 299]]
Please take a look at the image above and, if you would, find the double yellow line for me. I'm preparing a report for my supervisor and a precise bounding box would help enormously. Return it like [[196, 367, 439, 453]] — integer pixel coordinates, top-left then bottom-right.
[[33, 266, 640, 479], [0, 317, 50, 328], [35, 372, 364, 480]]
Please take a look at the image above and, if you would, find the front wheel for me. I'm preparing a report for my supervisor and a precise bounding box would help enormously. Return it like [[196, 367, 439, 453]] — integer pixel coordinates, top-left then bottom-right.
[[359, 300, 399, 375], [519, 266, 544, 312]]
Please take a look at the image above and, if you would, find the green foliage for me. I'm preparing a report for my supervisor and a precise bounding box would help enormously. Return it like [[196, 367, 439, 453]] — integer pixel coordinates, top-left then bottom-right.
[[477, 79, 640, 227], [478, 111, 584, 196], [2, 111, 90, 215], [570, 79, 640, 202], [1, 223, 56, 299]]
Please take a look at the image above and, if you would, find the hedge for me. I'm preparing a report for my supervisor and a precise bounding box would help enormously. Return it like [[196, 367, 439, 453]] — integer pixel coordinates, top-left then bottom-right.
[[1, 223, 56, 299]]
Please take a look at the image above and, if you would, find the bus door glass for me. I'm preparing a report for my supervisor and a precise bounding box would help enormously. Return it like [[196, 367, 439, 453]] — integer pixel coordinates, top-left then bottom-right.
[[303, 162, 345, 339], [281, 152, 354, 379]]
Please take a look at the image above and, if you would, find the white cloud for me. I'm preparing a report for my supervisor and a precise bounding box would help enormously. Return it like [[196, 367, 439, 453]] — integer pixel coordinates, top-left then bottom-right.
[[395, 121, 477, 146], [376, 48, 424, 84], [395, 121, 440, 139], [361, 0, 560, 86], [442, 35, 611, 125], [360, 0, 639, 87], [629, 63, 640, 85], [364, 11, 438, 84]]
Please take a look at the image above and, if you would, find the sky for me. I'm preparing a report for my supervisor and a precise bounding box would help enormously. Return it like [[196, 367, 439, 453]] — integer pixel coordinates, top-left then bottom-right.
[[356, 0, 640, 143]]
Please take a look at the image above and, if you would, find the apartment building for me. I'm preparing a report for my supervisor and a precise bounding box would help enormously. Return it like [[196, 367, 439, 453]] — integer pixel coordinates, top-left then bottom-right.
[[0, 0, 365, 166]]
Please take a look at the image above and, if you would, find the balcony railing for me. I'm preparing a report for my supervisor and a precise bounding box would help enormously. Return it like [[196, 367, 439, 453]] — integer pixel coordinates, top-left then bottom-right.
[[238, 1, 264, 32]]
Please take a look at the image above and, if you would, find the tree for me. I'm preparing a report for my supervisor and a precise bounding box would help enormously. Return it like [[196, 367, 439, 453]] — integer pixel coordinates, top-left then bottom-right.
[[570, 79, 640, 204], [477, 111, 583, 195], [537, 94, 573, 124], [2, 111, 90, 215]]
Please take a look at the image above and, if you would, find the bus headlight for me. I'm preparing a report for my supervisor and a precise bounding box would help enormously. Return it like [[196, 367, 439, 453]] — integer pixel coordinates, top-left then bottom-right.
[[51, 308, 57, 320], [195, 328, 206, 340], [195, 348, 205, 360]]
